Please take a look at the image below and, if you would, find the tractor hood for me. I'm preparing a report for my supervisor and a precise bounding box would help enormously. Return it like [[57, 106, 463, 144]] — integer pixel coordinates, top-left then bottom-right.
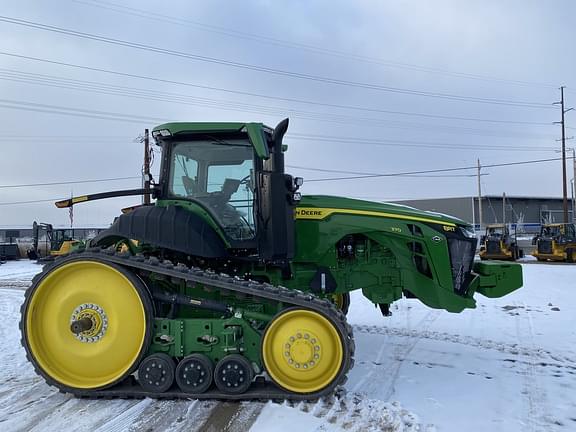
[[297, 195, 468, 227]]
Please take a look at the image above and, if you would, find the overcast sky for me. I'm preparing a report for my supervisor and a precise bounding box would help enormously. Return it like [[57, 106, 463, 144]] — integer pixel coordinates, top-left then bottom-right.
[[0, 0, 575, 227]]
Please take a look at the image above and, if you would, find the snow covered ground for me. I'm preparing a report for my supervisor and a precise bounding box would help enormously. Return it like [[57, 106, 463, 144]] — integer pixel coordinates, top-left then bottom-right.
[[0, 260, 574, 431]]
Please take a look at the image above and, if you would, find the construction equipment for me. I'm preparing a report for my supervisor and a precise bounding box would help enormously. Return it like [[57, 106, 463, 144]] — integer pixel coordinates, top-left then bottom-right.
[[27, 222, 84, 260], [532, 223, 576, 262], [20, 119, 523, 401], [1, 229, 21, 260], [0, 244, 20, 261], [479, 224, 523, 261]]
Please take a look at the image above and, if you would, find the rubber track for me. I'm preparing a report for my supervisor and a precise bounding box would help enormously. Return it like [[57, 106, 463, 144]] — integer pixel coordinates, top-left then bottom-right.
[[20, 248, 355, 401]]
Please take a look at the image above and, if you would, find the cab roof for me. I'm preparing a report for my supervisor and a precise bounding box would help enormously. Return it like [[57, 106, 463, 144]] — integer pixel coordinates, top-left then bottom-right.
[[152, 122, 273, 158]]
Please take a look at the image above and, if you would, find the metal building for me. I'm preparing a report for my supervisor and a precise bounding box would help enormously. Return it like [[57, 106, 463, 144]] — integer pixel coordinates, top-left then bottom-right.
[[394, 196, 573, 234]]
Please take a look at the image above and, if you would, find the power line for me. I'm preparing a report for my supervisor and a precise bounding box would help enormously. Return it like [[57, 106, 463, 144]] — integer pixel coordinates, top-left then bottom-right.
[[0, 135, 131, 140], [305, 157, 564, 182], [0, 157, 563, 205], [0, 169, 476, 196], [0, 96, 556, 141], [0, 52, 558, 133], [0, 66, 555, 127], [72, 0, 559, 90], [0, 132, 557, 151], [287, 133, 557, 151], [0, 72, 556, 139], [0, 98, 170, 124], [0, 15, 556, 109], [0, 97, 558, 149], [0, 176, 140, 189], [287, 165, 481, 178]]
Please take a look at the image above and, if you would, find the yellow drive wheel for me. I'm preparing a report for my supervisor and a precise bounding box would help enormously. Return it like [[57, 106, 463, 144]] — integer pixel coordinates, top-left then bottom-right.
[[261, 308, 344, 394], [22, 258, 151, 390]]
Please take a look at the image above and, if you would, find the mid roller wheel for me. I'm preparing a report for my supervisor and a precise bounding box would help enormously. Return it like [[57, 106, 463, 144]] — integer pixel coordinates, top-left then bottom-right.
[[175, 354, 213, 394], [213, 354, 253, 394], [21, 258, 152, 391], [138, 353, 175, 393]]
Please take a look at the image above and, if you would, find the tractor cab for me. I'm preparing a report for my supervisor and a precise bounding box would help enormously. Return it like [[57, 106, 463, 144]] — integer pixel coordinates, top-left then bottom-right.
[[166, 135, 257, 241], [479, 224, 522, 261], [153, 120, 302, 260], [91, 119, 302, 266], [532, 223, 576, 262]]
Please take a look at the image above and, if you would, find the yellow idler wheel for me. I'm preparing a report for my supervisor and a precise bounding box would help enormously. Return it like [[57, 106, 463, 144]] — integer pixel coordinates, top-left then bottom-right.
[[262, 308, 344, 394], [330, 293, 350, 315], [22, 258, 151, 390]]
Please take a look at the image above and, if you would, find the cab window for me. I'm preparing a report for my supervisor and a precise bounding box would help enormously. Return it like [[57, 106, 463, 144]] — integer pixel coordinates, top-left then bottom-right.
[[169, 139, 256, 241]]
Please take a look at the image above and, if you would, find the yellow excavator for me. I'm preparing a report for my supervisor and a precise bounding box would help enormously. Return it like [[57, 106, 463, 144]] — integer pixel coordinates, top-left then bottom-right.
[[27, 222, 84, 260], [479, 224, 523, 261], [532, 223, 576, 262]]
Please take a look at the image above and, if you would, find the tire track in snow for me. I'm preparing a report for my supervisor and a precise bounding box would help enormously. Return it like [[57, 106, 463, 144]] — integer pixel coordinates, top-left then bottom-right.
[[0, 268, 42, 281], [124, 399, 217, 432], [31, 398, 143, 432], [0, 388, 71, 431], [93, 399, 154, 432], [380, 310, 442, 401], [197, 401, 264, 432], [513, 300, 558, 432], [127, 400, 202, 432], [353, 323, 576, 366], [350, 310, 441, 399], [0, 380, 54, 418], [105, 398, 262, 432], [278, 391, 430, 432], [165, 400, 224, 432], [219, 402, 264, 432], [0, 280, 30, 289], [0, 289, 28, 384]]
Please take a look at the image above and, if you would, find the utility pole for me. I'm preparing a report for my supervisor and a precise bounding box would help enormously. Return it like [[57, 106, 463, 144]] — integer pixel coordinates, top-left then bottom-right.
[[554, 87, 573, 224], [573, 148, 576, 222], [560, 86, 568, 224], [477, 159, 483, 232], [502, 192, 506, 227], [143, 128, 151, 205]]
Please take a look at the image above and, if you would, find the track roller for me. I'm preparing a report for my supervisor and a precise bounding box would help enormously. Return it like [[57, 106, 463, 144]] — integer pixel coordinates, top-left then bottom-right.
[[214, 354, 253, 394], [175, 354, 213, 393], [138, 353, 175, 393]]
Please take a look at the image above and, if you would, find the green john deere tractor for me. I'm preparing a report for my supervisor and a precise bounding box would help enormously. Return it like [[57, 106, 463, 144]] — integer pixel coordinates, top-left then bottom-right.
[[21, 119, 522, 400]]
